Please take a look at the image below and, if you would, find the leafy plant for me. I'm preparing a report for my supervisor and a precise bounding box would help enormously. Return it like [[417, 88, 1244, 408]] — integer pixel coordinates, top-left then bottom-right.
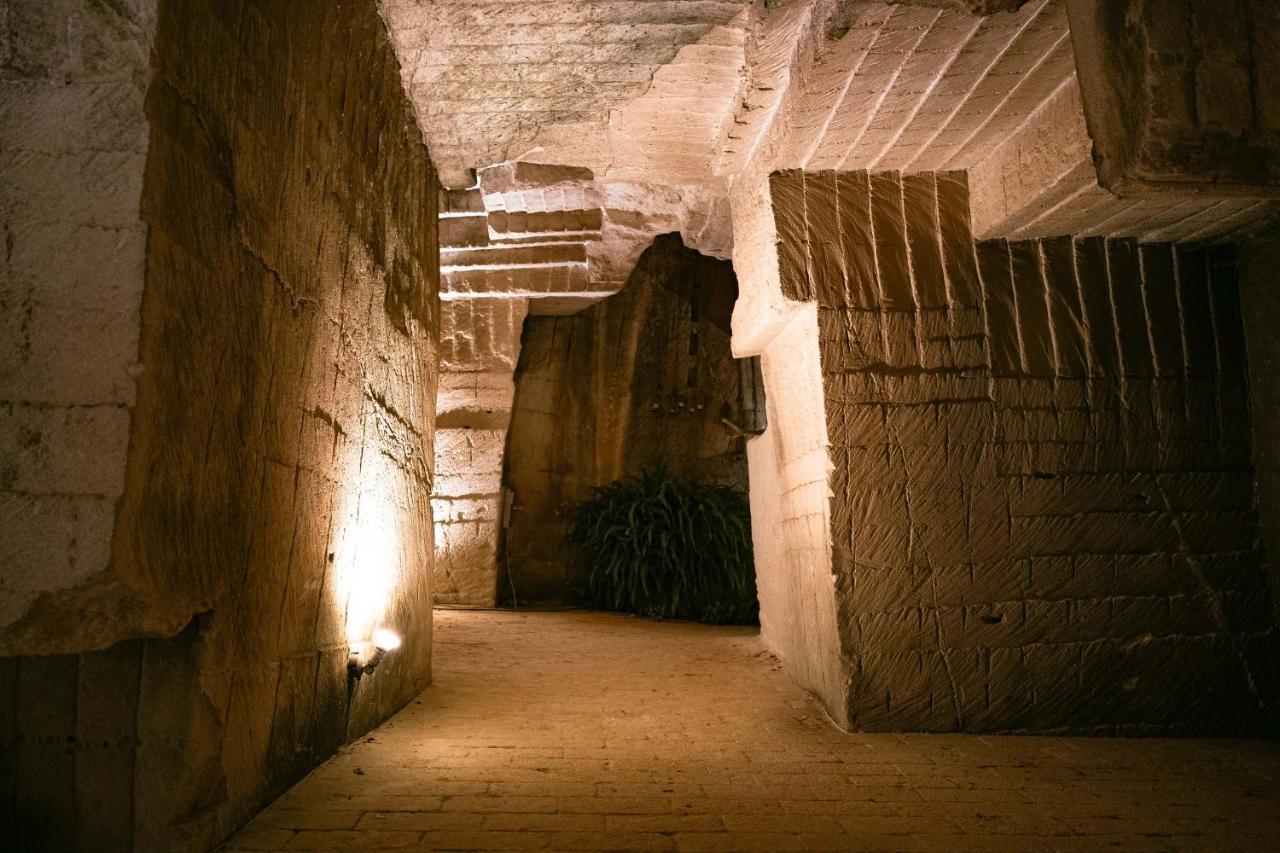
[[565, 469, 758, 625]]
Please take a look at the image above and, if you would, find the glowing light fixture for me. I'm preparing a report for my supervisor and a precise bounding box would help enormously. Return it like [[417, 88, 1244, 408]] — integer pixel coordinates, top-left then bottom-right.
[[348, 628, 402, 680], [341, 483, 399, 647]]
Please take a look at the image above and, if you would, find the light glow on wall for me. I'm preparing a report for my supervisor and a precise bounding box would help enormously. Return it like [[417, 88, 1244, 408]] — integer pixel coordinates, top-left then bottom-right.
[[335, 454, 403, 647], [373, 627, 402, 651]]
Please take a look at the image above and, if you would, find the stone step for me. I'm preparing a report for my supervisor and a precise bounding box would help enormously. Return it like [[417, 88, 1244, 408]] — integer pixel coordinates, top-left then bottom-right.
[[489, 208, 604, 237], [439, 213, 491, 248], [441, 242, 587, 270], [442, 262, 592, 296]]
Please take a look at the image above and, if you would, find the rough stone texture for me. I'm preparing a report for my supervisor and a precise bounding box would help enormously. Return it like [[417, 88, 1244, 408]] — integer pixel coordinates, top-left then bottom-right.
[[1, 0, 439, 848], [504, 235, 762, 603], [746, 304, 851, 724], [433, 296, 527, 606], [432, 179, 595, 607], [373, 0, 1280, 335], [1066, 0, 1280, 198], [1240, 229, 1280, 627], [475, 161, 736, 293], [750, 1, 1071, 175], [747, 169, 1278, 734], [724, 0, 1280, 244], [379, 0, 751, 188], [228, 610, 1280, 852], [911, 0, 1029, 10], [0, 0, 155, 650], [515, 22, 748, 193], [967, 77, 1280, 242]]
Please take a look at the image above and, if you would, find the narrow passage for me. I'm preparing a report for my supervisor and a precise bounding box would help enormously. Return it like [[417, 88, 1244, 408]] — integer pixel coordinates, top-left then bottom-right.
[[227, 611, 1280, 852]]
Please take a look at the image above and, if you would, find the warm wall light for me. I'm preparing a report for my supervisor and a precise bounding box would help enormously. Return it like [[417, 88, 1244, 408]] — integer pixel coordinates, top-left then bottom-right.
[[348, 628, 402, 680], [334, 452, 403, 649], [372, 627, 401, 655]]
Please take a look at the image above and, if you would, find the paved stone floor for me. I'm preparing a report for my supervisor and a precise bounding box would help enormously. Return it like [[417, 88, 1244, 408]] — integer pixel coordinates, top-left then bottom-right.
[[225, 611, 1280, 852]]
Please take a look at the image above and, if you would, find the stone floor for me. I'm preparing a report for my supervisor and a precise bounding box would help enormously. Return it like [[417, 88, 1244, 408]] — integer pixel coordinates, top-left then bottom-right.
[[225, 610, 1280, 852]]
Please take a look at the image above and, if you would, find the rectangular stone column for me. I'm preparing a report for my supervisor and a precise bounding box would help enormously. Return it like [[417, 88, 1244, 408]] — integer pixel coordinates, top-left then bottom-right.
[[433, 297, 528, 606]]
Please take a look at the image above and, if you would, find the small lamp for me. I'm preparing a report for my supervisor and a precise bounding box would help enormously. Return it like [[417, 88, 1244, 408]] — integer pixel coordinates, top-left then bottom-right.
[[347, 628, 402, 680]]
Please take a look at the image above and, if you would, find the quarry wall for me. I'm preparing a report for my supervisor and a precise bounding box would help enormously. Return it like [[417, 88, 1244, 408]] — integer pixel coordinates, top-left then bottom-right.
[[0, 0, 156, 652], [746, 168, 1278, 733], [1241, 231, 1280, 628], [1, 0, 440, 848]]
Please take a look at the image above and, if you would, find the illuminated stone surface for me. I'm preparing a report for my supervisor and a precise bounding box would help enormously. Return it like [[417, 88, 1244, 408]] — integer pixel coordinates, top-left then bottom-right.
[[4, 0, 1280, 849], [0, 0, 155, 650], [737, 169, 1277, 733], [2, 0, 440, 848]]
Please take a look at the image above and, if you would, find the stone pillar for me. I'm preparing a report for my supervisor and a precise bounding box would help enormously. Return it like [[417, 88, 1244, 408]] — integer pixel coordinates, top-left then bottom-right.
[[431, 180, 605, 606], [727, 167, 851, 725], [433, 294, 528, 606]]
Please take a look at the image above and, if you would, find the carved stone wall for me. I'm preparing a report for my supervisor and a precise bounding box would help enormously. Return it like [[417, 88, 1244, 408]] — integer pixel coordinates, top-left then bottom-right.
[[0, 0, 156, 651], [1241, 231, 1280, 627], [1067, 0, 1280, 198], [751, 168, 1278, 733], [433, 292, 527, 606], [0, 0, 439, 848]]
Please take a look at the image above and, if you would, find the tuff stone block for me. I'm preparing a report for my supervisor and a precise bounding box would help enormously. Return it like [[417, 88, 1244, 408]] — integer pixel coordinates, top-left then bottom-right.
[[755, 168, 1277, 735], [2, 1, 440, 848], [1067, 0, 1280, 197]]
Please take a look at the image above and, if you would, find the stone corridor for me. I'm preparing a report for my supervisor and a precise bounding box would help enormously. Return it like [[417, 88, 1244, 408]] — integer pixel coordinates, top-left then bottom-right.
[[225, 611, 1280, 852]]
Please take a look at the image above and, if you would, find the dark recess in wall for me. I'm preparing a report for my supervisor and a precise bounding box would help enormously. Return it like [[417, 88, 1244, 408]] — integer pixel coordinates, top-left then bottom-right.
[[502, 234, 764, 605]]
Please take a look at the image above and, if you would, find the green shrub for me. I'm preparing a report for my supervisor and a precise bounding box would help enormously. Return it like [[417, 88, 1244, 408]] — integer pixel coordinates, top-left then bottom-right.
[[566, 469, 758, 625]]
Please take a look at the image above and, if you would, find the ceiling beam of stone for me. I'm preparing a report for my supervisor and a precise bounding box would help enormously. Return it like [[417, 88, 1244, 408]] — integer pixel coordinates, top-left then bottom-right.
[[384, 0, 1280, 308], [758, 0, 1072, 173], [966, 77, 1280, 242]]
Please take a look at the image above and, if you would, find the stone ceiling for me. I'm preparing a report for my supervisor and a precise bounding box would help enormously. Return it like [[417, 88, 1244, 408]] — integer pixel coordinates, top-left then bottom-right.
[[380, 0, 1280, 311], [380, 0, 753, 188], [766, 0, 1072, 174]]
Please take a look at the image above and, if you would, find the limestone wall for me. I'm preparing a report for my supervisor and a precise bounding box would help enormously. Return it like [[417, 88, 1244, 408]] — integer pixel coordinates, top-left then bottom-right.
[[1241, 232, 1280, 627], [504, 235, 759, 604], [0, 0, 155, 650], [1067, 0, 1280, 198], [754, 168, 1277, 734], [1, 0, 439, 848]]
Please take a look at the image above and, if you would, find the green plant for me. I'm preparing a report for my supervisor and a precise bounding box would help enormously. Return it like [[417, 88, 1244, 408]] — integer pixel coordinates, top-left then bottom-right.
[[566, 469, 758, 625]]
